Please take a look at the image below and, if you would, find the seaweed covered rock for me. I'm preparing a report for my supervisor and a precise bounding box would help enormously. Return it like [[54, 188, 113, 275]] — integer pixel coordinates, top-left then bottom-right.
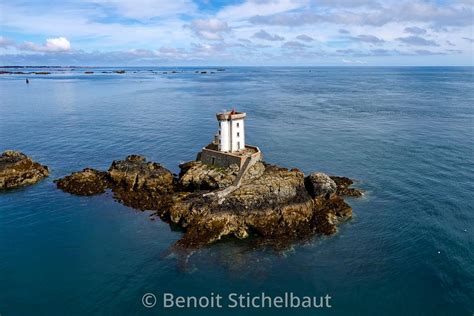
[[55, 155, 175, 209], [54, 154, 362, 249], [178, 160, 266, 191], [330, 176, 363, 197], [168, 164, 349, 248], [0, 150, 49, 189], [310, 196, 352, 236], [54, 168, 110, 196], [178, 161, 238, 191], [108, 155, 174, 193]]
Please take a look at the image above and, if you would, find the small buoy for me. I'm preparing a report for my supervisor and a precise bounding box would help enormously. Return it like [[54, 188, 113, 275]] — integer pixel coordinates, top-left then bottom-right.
[[437, 251, 441, 254], [26, 78, 29, 84]]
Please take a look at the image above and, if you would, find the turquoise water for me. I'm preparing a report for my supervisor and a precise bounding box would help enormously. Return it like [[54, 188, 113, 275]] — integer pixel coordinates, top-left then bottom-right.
[[0, 67, 473, 315]]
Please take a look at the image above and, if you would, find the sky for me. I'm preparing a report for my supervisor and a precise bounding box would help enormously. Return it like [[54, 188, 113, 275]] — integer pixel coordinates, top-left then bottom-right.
[[0, 0, 473, 66]]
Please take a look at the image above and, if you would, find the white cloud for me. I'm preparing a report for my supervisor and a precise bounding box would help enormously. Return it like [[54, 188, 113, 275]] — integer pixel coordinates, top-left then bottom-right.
[[282, 41, 309, 49], [342, 58, 367, 64], [19, 37, 71, 52], [350, 34, 385, 44], [85, 0, 197, 19], [0, 2, 190, 50], [0, 36, 15, 48], [253, 29, 285, 41], [188, 19, 231, 41], [0, 0, 473, 65], [44, 37, 71, 52], [397, 35, 439, 46], [404, 26, 427, 35], [296, 34, 314, 42], [248, 1, 474, 27], [218, 0, 306, 22]]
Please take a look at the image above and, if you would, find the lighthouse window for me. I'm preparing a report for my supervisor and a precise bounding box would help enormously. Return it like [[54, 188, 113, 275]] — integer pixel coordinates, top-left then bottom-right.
[[237, 122, 240, 127], [237, 132, 240, 137], [237, 142, 241, 149], [219, 131, 221, 135]]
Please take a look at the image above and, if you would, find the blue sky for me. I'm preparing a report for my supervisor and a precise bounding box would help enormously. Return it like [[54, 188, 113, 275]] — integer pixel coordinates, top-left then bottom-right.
[[0, 0, 473, 66]]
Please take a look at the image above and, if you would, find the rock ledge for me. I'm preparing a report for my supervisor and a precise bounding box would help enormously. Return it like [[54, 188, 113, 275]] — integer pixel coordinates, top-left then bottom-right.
[[55, 155, 363, 249], [0, 150, 49, 189]]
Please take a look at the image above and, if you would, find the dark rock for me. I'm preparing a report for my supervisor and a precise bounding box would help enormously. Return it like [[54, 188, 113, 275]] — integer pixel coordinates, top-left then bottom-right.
[[54, 168, 110, 196], [330, 176, 363, 197], [108, 155, 174, 193], [305, 172, 337, 198], [114, 70, 126, 74], [178, 161, 238, 191], [168, 163, 350, 248], [112, 186, 174, 212], [54, 155, 363, 249], [311, 196, 352, 236], [330, 176, 353, 188], [0, 150, 49, 189]]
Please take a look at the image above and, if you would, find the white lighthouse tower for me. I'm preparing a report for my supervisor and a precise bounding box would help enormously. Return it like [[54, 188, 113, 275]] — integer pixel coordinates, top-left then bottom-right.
[[198, 109, 261, 168], [215, 110, 246, 152]]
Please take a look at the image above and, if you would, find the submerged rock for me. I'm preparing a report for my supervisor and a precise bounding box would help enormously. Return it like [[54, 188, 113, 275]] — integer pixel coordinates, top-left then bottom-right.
[[55, 155, 362, 249], [0, 150, 49, 189]]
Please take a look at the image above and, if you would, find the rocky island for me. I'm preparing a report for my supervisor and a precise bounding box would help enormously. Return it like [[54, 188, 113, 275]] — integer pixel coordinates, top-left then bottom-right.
[[55, 154, 361, 249], [0, 150, 49, 189], [54, 110, 363, 249]]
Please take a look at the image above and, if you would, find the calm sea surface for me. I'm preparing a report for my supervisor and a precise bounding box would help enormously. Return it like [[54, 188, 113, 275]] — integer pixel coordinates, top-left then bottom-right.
[[0, 67, 473, 315]]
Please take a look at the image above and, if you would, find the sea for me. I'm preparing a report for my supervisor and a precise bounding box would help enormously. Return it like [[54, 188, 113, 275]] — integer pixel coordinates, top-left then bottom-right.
[[0, 66, 473, 315]]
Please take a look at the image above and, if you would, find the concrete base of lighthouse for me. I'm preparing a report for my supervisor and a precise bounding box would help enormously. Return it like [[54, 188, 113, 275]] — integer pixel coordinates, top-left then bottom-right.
[[197, 143, 262, 169]]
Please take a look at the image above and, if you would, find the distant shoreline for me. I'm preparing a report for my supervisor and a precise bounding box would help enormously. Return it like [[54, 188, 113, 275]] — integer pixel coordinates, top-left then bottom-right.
[[1, 65, 473, 69]]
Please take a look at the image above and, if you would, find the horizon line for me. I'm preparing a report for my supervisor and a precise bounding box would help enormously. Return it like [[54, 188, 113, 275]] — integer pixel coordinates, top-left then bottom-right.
[[1, 65, 473, 68]]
